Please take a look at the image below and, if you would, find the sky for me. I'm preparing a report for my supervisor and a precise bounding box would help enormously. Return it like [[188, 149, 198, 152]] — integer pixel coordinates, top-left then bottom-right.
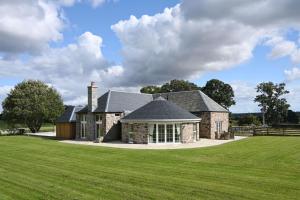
[[1, 0, 300, 113]]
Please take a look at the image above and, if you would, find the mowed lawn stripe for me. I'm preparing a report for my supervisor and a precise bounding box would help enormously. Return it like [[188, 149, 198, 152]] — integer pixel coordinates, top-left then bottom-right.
[[0, 136, 299, 199]]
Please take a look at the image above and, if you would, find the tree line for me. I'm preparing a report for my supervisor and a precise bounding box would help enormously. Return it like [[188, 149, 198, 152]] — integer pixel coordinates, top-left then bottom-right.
[[0, 79, 298, 133], [141, 79, 298, 126]]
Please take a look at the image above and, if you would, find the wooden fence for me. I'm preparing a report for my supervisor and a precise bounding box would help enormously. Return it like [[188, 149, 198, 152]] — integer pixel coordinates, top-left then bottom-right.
[[230, 125, 300, 136]]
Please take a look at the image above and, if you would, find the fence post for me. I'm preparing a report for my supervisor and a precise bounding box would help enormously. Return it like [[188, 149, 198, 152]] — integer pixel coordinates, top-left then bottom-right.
[[267, 127, 269, 135]]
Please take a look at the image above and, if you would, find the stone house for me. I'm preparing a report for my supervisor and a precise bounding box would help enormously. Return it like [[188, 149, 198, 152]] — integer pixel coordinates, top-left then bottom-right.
[[70, 82, 229, 144]]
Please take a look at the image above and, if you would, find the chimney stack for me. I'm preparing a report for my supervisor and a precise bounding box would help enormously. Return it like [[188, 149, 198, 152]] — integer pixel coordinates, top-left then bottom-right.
[[88, 81, 98, 112]]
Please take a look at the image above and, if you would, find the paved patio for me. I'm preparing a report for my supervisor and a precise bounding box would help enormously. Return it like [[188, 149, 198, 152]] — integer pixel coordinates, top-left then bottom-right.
[[26, 132, 56, 137], [60, 136, 247, 149]]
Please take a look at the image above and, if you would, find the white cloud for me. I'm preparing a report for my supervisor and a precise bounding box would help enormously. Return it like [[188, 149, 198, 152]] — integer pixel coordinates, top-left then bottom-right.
[[265, 36, 297, 59], [89, 0, 105, 8], [0, 0, 64, 54], [284, 67, 300, 81], [230, 81, 259, 113], [0, 32, 123, 107], [112, 4, 264, 86]]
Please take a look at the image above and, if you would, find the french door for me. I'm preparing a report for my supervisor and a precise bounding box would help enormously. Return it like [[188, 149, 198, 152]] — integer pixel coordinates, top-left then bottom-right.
[[149, 123, 180, 143]]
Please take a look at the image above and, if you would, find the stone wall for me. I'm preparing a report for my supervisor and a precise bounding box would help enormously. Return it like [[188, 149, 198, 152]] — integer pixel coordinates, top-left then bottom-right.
[[194, 112, 229, 139], [181, 123, 196, 143], [75, 113, 96, 141], [122, 123, 148, 144], [103, 113, 123, 141], [194, 112, 211, 139], [210, 112, 229, 139]]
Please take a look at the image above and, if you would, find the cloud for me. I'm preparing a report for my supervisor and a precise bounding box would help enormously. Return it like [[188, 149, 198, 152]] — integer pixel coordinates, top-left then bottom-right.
[[0, 0, 64, 54], [181, 0, 300, 28], [230, 81, 259, 113], [284, 67, 300, 81], [112, 5, 263, 86], [265, 36, 297, 59], [89, 0, 105, 8], [0, 32, 123, 107], [58, 0, 107, 8]]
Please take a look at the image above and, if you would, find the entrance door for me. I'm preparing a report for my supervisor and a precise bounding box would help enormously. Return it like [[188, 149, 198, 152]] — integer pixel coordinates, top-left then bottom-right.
[[158, 124, 165, 143]]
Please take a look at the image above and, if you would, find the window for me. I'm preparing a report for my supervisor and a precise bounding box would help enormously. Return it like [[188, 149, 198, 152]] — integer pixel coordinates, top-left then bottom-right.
[[166, 124, 173, 142], [175, 124, 181, 142], [128, 124, 134, 143], [148, 123, 181, 143], [193, 123, 198, 141], [149, 124, 157, 143], [215, 121, 223, 134], [158, 124, 165, 143], [95, 114, 102, 138], [115, 113, 120, 117], [96, 114, 102, 122], [80, 114, 87, 138]]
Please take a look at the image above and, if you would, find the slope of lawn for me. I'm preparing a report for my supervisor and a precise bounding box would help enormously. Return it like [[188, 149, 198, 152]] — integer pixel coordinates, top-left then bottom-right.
[[0, 136, 299, 200]]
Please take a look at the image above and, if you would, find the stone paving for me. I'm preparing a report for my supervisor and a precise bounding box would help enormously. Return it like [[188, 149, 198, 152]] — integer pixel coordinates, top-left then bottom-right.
[[60, 136, 247, 149]]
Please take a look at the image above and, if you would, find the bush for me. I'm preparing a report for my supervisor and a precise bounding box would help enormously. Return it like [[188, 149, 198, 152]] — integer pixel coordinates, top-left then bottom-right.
[[238, 115, 261, 126]]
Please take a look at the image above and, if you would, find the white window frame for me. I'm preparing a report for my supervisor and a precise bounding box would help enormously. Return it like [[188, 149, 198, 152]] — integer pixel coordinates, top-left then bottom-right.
[[148, 123, 181, 144], [215, 121, 223, 134], [95, 114, 102, 138], [193, 123, 198, 141], [80, 114, 87, 138], [128, 124, 134, 143]]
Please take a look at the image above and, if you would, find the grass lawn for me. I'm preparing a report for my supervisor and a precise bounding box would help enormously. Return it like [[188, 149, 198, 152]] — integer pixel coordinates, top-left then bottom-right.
[[0, 136, 299, 200]]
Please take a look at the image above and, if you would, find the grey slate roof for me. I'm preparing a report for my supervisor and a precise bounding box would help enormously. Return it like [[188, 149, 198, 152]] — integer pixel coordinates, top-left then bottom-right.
[[76, 105, 88, 114], [56, 106, 83, 123], [153, 90, 228, 112], [94, 90, 153, 113], [77, 90, 228, 115], [121, 97, 201, 122]]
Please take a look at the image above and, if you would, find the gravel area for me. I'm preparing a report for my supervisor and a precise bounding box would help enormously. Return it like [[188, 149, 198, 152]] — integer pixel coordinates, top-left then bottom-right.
[[61, 136, 247, 149]]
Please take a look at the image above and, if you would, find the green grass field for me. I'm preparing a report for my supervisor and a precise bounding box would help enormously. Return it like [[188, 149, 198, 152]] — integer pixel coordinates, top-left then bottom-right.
[[0, 136, 299, 200]]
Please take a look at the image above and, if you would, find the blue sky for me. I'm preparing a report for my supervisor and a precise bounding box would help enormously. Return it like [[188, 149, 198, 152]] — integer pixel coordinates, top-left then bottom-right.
[[1, 0, 300, 113]]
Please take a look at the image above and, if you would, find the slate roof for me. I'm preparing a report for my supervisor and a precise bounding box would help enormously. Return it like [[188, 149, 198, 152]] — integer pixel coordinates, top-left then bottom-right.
[[121, 97, 201, 122], [153, 90, 228, 112], [93, 90, 153, 113], [56, 106, 83, 123], [76, 90, 228, 115]]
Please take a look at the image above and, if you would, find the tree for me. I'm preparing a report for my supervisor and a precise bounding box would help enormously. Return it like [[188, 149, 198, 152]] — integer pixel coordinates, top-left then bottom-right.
[[254, 82, 290, 125], [237, 115, 261, 126], [2, 80, 64, 133], [140, 86, 161, 94], [140, 79, 200, 94], [160, 80, 200, 93], [286, 110, 299, 124], [202, 79, 235, 109]]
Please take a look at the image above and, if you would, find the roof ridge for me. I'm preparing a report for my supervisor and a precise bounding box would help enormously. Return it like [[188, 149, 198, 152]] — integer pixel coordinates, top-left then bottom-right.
[[154, 90, 200, 95], [69, 106, 76, 122], [109, 90, 153, 95], [198, 90, 228, 112], [105, 90, 111, 112], [197, 90, 211, 111]]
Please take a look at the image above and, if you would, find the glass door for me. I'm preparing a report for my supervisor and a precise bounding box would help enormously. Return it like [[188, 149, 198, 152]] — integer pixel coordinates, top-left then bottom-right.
[[158, 124, 165, 143], [166, 124, 173, 142]]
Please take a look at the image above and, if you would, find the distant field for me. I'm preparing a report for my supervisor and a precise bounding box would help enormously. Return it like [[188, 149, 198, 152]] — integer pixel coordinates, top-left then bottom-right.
[[0, 120, 55, 132], [0, 136, 299, 199]]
